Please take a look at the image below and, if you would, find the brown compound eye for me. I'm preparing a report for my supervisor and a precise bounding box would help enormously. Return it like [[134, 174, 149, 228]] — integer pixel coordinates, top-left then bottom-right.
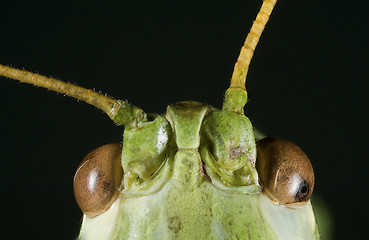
[[256, 137, 314, 208], [73, 143, 123, 218]]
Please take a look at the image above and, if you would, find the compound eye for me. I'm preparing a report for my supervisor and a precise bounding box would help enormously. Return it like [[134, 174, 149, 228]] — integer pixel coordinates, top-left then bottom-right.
[[73, 143, 123, 218], [256, 138, 314, 208]]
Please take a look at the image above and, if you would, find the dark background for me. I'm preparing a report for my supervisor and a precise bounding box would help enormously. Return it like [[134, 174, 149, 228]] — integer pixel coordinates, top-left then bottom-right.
[[0, 0, 367, 239]]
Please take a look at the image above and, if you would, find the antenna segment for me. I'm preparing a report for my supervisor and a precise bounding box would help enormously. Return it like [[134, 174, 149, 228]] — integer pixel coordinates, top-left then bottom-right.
[[0, 64, 146, 127], [223, 0, 277, 113]]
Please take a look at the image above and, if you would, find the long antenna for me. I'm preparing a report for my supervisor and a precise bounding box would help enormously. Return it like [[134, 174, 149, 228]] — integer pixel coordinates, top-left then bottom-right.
[[0, 64, 146, 127], [223, 0, 277, 113]]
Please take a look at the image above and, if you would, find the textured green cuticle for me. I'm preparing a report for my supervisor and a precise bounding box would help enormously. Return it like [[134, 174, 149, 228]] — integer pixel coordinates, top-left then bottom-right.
[[222, 88, 248, 114], [167, 101, 210, 149], [112, 181, 277, 240], [200, 110, 258, 187], [121, 115, 172, 189], [112, 100, 147, 127]]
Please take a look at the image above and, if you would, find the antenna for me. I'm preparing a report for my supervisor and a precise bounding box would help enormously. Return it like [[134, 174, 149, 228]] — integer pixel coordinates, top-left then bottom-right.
[[0, 64, 147, 127], [223, 0, 277, 113]]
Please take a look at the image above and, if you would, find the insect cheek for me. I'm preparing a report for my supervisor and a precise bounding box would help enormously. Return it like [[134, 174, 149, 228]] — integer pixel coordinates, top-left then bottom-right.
[[256, 137, 315, 208], [202, 110, 254, 170], [73, 143, 123, 218], [121, 115, 172, 189], [200, 110, 259, 189]]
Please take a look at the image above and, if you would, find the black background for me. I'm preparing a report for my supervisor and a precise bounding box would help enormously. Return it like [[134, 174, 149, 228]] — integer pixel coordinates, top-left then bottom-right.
[[0, 0, 368, 239]]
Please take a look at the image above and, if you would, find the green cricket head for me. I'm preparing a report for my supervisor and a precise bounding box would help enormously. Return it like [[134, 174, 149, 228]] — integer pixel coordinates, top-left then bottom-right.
[[0, 0, 318, 239], [72, 99, 316, 240]]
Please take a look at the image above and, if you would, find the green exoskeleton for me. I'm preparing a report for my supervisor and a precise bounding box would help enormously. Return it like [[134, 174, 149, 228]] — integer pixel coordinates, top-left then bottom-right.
[[0, 0, 319, 239]]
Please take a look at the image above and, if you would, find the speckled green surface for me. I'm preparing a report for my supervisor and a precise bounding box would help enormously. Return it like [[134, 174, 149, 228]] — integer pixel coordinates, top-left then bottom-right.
[[112, 177, 277, 239]]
